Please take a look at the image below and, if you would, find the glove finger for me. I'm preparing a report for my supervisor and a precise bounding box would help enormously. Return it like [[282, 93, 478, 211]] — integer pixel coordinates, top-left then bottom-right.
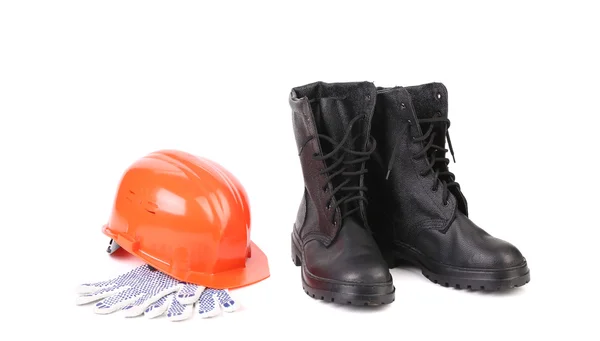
[[77, 265, 153, 294], [76, 286, 128, 305], [77, 284, 113, 294], [175, 283, 205, 305], [144, 293, 173, 319], [167, 294, 194, 321], [121, 284, 181, 318], [215, 289, 239, 313], [77, 280, 119, 293], [121, 293, 153, 318], [197, 289, 221, 319], [93, 288, 144, 315]]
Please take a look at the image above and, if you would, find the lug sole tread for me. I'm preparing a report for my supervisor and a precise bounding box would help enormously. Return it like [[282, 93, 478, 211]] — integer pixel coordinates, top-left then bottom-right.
[[422, 271, 530, 291]]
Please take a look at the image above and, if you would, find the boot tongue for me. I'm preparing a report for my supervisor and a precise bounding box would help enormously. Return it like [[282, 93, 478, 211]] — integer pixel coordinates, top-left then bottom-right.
[[405, 82, 449, 148], [292, 81, 376, 150], [313, 82, 376, 150]]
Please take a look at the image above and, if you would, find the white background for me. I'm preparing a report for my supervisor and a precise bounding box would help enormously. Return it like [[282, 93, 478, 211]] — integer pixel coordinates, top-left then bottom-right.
[[1, 1, 598, 340]]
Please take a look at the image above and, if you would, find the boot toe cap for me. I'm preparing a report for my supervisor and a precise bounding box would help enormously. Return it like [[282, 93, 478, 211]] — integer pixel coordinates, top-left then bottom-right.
[[302, 240, 392, 286], [475, 237, 526, 269], [304, 252, 392, 285], [335, 258, 392, 284]]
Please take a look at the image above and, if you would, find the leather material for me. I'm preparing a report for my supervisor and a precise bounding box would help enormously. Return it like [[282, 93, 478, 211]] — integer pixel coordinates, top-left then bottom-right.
[[367, 84, 526, 271], [290, 81, 391, 288], [413, 211, 525, 269], [290, 93, 341, 243], [302, 217, 391, 284], [367, 87, 457, 245], [405, 83, 469, 214]]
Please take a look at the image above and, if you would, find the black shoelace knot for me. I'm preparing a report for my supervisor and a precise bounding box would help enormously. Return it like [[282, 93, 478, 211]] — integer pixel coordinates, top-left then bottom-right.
[[312, 114, 376, 225]]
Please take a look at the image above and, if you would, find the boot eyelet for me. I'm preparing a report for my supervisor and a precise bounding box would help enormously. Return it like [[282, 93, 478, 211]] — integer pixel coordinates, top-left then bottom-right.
[[326, 204, 331, 210], [400, 102, 406, 109], [442, 201, 449, 206], [436, 93, 442, 99], [431, 186, 438, 192]]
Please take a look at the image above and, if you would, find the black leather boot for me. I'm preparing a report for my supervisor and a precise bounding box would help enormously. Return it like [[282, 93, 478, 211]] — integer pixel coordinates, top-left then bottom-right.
[[289, 81, 395, 305], [367, 83, 530, 290]]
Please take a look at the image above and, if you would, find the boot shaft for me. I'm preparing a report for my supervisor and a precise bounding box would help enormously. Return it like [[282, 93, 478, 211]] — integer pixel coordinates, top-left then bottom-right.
[[289, 81, 377, 243], [367, 83, 467, 241]]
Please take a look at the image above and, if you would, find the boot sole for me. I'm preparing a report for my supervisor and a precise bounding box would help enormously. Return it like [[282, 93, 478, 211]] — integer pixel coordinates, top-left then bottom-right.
[[292, 234, 395, 306], [392, 242, 530, 291]]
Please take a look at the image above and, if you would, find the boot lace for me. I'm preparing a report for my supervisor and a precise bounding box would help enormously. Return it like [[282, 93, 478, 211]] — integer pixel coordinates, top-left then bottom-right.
[[311, 114, 376, 225], [386, 115, 458, 206]]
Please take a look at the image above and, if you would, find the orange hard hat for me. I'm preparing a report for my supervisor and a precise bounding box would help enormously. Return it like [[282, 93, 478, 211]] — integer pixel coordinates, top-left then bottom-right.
[[102, 150, 269, 289]]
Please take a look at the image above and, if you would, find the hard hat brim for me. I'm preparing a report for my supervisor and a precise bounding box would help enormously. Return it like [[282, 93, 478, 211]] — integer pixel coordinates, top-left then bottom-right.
[[102, 225, 270, 289]]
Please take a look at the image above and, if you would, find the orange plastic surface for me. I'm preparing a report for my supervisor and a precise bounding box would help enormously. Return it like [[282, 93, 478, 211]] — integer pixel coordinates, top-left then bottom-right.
[[102, 150, 269, 289]]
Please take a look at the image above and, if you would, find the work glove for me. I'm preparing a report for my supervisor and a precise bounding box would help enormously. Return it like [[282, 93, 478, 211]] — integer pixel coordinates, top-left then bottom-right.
[[76, 264, 239, 321]]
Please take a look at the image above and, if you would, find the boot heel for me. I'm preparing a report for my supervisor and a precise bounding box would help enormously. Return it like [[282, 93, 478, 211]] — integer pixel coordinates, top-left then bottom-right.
[[291, 234, 302, 266]]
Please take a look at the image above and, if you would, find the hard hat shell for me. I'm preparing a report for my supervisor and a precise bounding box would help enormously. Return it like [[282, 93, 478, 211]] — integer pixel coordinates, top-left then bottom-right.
[[102, 150, 269, 289]]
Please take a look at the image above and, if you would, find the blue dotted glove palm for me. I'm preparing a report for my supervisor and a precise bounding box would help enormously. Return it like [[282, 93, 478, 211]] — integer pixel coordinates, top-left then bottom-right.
[[76, 265, 239, 321]]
